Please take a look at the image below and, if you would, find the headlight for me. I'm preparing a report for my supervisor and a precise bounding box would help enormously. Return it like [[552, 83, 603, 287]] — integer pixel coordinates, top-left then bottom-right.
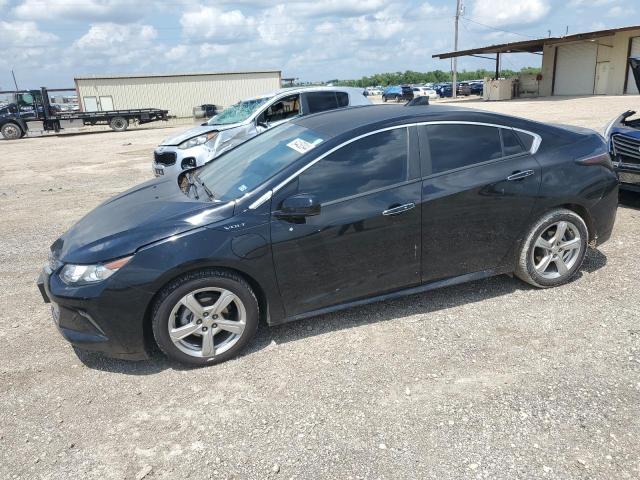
[[178, 131, 218, 150], [60, 256, 132, 285]]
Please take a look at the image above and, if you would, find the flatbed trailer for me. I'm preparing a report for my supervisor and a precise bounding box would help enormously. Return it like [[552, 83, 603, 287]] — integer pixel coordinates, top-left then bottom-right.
[[0, 87, 169, 140]]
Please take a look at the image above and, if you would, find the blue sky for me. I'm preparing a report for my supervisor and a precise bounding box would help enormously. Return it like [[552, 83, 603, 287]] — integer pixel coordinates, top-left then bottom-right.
[[0, 0, 635, 90]]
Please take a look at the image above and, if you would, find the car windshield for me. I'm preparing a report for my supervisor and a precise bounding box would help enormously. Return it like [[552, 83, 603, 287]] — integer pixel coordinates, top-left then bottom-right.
[[196, 123, 325, 202], [207, 97, 271, 125]]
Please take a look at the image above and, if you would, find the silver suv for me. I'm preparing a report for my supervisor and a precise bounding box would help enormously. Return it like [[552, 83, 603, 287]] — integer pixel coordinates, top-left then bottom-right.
[[152, 86, 370, 177]]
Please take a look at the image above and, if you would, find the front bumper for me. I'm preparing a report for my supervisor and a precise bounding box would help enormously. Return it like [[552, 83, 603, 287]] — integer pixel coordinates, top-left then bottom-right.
[[615, 164, 640, 191], [37, 267, 150, 361], [152, 145, 214, 177]]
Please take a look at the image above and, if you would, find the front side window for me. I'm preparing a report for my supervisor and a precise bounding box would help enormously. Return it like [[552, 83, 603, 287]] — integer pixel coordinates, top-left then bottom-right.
[[197, 123, 324, 202], [426, 124, 502, 175], [261, 94, 301, 124], [336, 92, 349, 107], [298, 128, 408, 204], [305, 92, 338, 113]]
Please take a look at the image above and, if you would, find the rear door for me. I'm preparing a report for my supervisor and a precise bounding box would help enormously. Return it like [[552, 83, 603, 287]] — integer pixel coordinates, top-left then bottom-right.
[[270, 126, 422, 317], [419, 123, 541, 283]]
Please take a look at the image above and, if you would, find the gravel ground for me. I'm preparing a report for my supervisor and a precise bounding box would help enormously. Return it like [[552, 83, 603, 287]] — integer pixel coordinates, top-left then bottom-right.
[[0, 95, 639, 480]]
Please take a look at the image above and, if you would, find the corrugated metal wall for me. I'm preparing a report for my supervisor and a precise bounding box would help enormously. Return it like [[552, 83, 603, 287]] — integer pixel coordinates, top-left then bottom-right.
[[75, 71, 281, 118]]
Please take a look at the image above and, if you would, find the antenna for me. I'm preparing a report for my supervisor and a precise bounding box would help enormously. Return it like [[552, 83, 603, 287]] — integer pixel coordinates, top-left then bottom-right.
[[11, 69, 19, 91]]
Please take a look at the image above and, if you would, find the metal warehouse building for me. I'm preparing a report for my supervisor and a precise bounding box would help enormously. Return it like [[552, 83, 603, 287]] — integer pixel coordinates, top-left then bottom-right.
[[74, 70, 281, 118], [434, 25, 640, 96]]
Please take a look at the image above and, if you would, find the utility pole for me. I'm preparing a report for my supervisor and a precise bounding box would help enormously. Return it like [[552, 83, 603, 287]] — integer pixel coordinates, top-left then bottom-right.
[[452, 0, 462, 99]]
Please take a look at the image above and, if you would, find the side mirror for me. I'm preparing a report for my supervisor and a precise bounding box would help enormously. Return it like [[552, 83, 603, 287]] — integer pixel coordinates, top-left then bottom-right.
[[275, 193, 321, 220]]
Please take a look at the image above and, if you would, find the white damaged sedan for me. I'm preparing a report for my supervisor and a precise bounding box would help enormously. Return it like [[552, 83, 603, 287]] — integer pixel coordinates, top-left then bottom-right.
[[152, 86, 370, 177]]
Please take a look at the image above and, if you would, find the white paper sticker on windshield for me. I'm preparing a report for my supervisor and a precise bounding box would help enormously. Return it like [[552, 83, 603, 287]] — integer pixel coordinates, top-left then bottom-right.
[[287, 138, 320, 154]]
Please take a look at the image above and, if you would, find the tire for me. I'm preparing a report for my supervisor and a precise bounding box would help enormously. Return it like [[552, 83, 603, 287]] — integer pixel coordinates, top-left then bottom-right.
[[515, 209, 589, 288], [382, 96, 387, 102], [1, 122, 23, 140], [151, 269, 259, 366], [109, 116, 129, 132]]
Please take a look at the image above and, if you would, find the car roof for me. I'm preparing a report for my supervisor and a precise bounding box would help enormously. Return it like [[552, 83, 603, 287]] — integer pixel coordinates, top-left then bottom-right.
[[245, 86, 364, 101], [291, 104, 546, 140]]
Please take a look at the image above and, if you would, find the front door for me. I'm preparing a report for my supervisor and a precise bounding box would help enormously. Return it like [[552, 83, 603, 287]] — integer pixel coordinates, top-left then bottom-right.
[[270, 127, 422, 318], [419, 123, 541, 283]]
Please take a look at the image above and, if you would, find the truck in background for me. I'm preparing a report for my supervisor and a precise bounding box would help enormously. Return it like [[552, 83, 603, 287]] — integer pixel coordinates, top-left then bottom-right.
[[0, 87, 169, 140]]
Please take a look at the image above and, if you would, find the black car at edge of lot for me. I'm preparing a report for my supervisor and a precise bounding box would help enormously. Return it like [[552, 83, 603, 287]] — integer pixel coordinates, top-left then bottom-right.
[[38, 105, 619, 366]]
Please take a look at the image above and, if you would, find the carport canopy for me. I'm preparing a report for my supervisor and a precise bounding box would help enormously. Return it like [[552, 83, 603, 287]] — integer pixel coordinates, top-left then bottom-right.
[[432, 25, 640, 79]]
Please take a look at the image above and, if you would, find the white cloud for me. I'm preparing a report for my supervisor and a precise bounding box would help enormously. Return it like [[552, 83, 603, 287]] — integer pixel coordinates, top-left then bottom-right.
[[469, 0, 550, 27], [0, 20, 57, 45], [0, 21, 59, 72], [72, 23, 158, 67], [13, 0, 145, 22], [180, 6, 255, 43]]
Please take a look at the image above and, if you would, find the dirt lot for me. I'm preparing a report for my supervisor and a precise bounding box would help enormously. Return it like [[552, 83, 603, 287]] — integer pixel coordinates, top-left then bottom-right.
[[1, 95, 639, 480]]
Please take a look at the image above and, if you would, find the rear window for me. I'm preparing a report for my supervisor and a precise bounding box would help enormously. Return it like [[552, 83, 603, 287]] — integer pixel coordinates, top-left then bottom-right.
[[306, 92, 338, 114], [426, 124, 503, 174], [515, 130, 535, 151], [501, 128, 525, 156]]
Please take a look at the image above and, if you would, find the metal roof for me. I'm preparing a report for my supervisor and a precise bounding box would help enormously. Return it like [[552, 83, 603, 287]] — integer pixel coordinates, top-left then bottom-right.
[[74, 70, 281, 81], [433, 25, 640, 59]]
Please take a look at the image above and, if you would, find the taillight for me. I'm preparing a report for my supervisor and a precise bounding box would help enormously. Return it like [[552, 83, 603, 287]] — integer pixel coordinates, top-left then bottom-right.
[[575, 152, 614, 170]]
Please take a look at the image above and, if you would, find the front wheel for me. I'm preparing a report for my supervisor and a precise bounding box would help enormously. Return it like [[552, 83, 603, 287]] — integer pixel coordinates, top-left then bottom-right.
[[152, 270, 259, 366], [1, 122, 23, 140], [515, 209, 588, 288], [109, 116, 129, 132]]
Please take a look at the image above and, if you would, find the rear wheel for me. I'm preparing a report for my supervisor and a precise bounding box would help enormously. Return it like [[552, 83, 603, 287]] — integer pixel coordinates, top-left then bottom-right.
[[1, 122, 22, 140], [152, 270, 259, 366], [109, 116, 129, 132], [515, 209, 588, 288]]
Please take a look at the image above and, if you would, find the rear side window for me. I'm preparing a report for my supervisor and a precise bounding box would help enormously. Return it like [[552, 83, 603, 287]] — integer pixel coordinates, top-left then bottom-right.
[[501, 128, 525, 156], [336, 92, 349, 107], [426, 124, 502, 174], [298, 128, 408, 204], [306, 92, 339, 114], [515, 130, 535, 151]]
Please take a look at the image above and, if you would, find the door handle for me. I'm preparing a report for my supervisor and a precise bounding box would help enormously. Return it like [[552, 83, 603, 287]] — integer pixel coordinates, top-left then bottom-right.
[[382, 203, 415, 216], [506, 169, 535, 181]]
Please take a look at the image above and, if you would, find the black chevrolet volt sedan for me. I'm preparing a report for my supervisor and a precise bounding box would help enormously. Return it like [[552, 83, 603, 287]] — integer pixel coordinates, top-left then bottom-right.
[[38, 105, 618, 366]]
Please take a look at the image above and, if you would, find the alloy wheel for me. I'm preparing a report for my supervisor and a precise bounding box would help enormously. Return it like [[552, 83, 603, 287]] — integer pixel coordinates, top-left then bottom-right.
[[531, 221, 582, 280], [168, 287, 246, 359]]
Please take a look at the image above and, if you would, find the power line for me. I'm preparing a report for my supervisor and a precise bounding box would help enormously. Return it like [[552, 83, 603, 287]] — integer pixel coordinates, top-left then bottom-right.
[[460, 17, 537, 39]]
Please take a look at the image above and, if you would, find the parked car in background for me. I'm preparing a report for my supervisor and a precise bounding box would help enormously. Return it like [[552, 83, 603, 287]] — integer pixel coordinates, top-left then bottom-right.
[[38, 104, 618, 366], [469, 81, 484, 95], [604, 57, 640, 191], [382, 85, 414, 102], [412, 87, 439, 100], [437, 82, 471, 98], [152, 86, 370, 177], [366, 87, 383, 96]]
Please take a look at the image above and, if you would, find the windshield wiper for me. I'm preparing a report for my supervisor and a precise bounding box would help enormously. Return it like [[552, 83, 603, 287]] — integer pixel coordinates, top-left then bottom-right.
[[194, 174, 216, 201], [184, 172, 200, 200]]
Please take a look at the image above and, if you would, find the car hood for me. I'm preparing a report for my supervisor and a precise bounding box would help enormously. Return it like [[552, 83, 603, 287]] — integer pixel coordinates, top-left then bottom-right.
[[160, 123, 244, 146], [53, 176, 234, 264]]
